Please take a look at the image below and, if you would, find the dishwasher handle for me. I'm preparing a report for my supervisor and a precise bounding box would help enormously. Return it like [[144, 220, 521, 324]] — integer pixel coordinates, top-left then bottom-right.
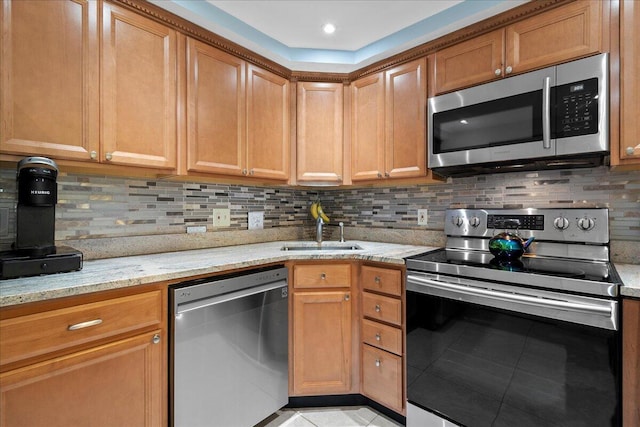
[[176, 280, 288, 315]]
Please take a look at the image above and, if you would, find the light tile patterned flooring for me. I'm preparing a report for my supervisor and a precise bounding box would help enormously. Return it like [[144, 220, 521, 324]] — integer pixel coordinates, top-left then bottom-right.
[[256, 406, 403, 427]]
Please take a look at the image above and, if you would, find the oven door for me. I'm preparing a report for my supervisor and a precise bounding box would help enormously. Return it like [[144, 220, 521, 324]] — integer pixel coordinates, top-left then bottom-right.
[[406, 271, 621, 427]]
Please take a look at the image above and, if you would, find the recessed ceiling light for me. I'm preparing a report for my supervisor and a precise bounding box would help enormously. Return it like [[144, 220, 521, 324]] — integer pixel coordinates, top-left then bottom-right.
[[322, 23, 336, 35]]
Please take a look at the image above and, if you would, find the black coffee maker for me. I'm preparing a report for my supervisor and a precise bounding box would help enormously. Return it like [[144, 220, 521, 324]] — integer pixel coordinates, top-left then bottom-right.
[[0, 157, 82, 279]]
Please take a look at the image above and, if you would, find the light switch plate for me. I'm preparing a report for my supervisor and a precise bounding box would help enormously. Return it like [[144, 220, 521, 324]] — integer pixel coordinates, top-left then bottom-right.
[[248, 211, 264, 230], [212, 208, 231, 227], [417, 209, 428, 226]]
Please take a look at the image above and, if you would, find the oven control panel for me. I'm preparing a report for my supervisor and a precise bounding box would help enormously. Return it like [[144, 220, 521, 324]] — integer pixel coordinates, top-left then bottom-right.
[[445, 208, 609, 244]]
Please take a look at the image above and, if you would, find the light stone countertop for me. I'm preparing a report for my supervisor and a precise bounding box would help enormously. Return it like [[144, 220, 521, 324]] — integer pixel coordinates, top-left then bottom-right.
[[0, 241, 436, 307], [1, 241, 638, 307]]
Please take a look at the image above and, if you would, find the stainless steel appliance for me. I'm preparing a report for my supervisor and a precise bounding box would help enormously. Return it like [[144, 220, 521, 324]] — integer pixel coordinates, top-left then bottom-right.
[[405, 208, 622, 427], [0, 157, 82, 279], [171, 266, 289, 427], [428, 53, 609, 176]]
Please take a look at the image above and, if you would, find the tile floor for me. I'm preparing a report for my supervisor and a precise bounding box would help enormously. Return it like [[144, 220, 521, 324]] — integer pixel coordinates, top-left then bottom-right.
[[256, 406, 403, 427]]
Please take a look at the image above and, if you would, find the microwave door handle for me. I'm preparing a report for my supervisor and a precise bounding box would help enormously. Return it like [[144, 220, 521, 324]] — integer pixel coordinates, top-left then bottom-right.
[[542, 76, 551, 149]]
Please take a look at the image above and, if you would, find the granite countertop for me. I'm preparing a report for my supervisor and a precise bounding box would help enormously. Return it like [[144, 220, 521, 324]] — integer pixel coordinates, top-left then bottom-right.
[[1, 241, 638, 307], [0, 241, 436, 307]]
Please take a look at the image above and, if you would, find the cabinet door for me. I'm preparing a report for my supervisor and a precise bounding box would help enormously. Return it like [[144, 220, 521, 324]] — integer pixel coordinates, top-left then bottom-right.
[[292, 291, 351, 395], [246, 65, 290, 180], [619, 0, 640, 163], [506, 1, 603, 75], [296, 82, 344, 183], [0, 331, 165, 427], [186, 38, 246, 175], [101, 2, 177, 169], [434, 29, 505, 94], [0, 0, 99, 161], [385, 58, 427, 179], [351, 73, 385, 181]]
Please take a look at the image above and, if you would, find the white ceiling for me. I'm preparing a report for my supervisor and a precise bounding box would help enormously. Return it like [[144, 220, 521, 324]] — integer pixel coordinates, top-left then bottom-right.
[[151, 0, 528, 72]]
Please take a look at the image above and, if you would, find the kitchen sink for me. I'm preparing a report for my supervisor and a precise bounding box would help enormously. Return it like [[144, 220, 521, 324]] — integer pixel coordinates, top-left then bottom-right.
[[280, 242, 363, 251]]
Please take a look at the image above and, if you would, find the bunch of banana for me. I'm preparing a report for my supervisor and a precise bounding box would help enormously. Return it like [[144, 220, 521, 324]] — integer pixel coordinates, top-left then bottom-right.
[[310, 201, 330, 223]]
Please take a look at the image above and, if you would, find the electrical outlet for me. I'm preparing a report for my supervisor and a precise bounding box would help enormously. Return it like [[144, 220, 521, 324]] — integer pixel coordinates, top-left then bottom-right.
[[248, 211, 264, 230], [417, 209, 428, 226], [212, 208, 231, 227]]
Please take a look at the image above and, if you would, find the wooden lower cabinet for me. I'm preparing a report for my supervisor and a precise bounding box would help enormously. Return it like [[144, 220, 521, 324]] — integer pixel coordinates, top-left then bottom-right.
[[0, 286, 167, 427], [362, 344, 403, 413], [0, 330, 164, 427], [623, 298, 640, 427]]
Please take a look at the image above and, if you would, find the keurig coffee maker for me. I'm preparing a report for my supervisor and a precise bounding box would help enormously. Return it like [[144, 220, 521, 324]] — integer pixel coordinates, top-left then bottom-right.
[[0, 157, 82, 279]]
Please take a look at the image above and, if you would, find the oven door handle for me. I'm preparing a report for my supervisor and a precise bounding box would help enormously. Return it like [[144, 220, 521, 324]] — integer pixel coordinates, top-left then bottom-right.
[[407, 274, 617, 330]]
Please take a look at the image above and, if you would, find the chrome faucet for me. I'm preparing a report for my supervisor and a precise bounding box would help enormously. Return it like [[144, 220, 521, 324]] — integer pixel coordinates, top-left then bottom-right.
[[316, 216, 324, 244]]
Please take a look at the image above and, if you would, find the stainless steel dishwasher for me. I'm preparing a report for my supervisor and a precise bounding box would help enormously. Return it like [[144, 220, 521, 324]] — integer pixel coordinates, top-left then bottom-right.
[[171, 266, 289, 427]]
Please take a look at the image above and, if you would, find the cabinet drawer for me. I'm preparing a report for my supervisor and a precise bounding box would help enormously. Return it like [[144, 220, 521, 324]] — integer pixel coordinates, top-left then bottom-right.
[[362, 344, 403, 413], [0, 290, 163, 367], [293, 264, 352, 289], [361, 266, 401, 296], [362, 318, 402, 355], [362, 292, 402, 326]]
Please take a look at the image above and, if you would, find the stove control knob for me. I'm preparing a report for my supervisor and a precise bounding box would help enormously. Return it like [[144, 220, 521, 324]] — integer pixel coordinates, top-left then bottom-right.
[[469, 217, 481, 228], [578, 217, 595, 231], [452, 216, 464, 227], [553, 217, 570, 230]]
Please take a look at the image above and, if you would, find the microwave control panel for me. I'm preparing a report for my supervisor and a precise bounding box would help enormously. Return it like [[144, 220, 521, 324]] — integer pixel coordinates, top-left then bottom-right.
[[554, 77, 599, 138]]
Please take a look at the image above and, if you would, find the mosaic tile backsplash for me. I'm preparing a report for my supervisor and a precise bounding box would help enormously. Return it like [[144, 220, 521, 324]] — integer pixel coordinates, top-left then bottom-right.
[[0, 166, 638, 260]]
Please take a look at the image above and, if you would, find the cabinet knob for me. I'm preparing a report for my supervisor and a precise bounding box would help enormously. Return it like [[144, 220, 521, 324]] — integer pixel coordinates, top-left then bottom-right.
[[375, 304, 381, 313], [249, 169, 255, 175], [90, 150, 97, 160], [374, 276, 381, 284], [105, 152, 112, 161], [242, 168, 248, 175], [627, 146, 636, 155], [494, 68, 502, 76], [152, 333, 161, 344], [344, 294, 350, 301], [320, 273, 326, 280], [337, 175, 343, 182], [377, 172, 383, 179], [505, 65, 513, 74], [375, 359, 381, 367], [375, 333, 381, 341], [384, 172, 390, 177]]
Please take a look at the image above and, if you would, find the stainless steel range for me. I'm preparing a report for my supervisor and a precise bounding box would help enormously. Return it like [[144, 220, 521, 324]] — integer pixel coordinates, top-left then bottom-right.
[[405, 208, 622, 427]]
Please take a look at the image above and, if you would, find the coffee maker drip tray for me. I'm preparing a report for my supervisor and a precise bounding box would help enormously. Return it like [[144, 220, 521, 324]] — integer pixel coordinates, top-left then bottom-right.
[[0, 246, 83, 279]]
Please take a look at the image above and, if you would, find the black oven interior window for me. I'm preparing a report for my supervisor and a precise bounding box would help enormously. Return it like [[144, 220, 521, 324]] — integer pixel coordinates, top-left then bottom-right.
[[432, 90, 543, 154], [406, 294, 620, 427]]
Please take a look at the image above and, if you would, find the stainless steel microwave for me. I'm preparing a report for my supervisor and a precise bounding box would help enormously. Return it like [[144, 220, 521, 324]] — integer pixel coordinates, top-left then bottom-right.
[[428, 53, 609, 176]]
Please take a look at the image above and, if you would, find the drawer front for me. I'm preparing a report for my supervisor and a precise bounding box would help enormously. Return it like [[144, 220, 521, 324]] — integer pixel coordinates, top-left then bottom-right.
[[362, 344, 403, 413], [362, 318, 402, 355], [362, 292, 402, 326], [293, 264, 352, 289], [0, 290, 163, 367], [361, 266, 401, 296]]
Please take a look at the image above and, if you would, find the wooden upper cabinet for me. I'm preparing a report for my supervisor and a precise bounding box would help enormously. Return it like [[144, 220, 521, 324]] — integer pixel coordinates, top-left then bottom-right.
[[351, 73, 386, 181], [0, 0, 99, 161], [296, 82, 344, 183], [617, 0, 640, 165], [385, 58, 426, 179], [435, 29, 505, 94], [246, 64, 290, 180], [351, 58, 426, 182], [101, 2, 178, 170], [433, 1, 605, 95], [186, 38, 246, 176]]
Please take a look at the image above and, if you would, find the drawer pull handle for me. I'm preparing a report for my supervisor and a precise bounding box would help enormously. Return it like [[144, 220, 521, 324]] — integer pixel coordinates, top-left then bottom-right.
[[374, 276, 381, 284], [375, 359, 381, 367], [68, 318, 102, 331], [375, 304, 381, 313], [320, 273, 326, 280], [375, 333, 381, 341]]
